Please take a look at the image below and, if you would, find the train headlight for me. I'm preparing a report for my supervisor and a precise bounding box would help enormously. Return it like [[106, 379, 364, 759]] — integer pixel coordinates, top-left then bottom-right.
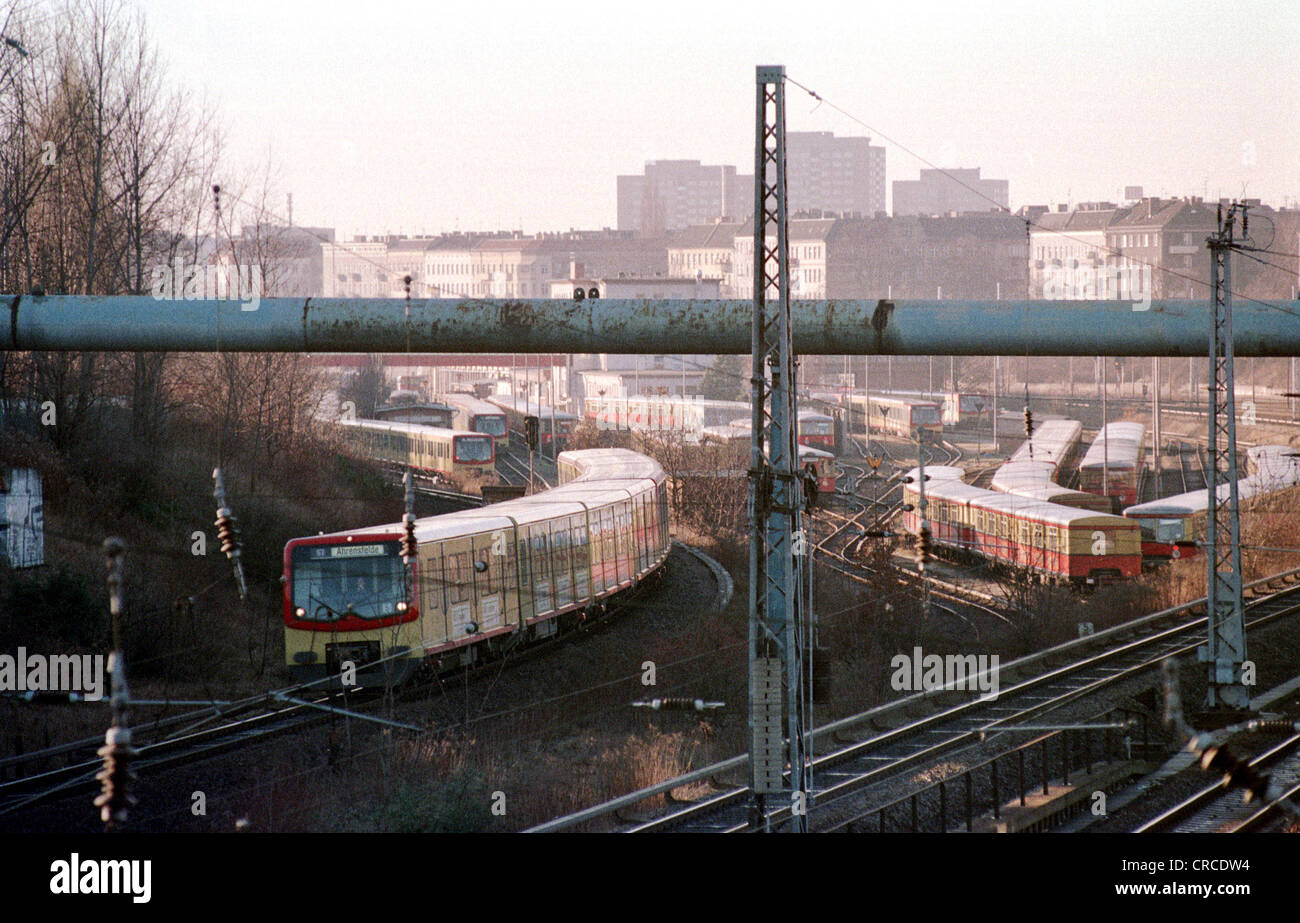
[[294, 606, 306, 618], [474, 560, 488, 573], [396, 601, 408, 612]]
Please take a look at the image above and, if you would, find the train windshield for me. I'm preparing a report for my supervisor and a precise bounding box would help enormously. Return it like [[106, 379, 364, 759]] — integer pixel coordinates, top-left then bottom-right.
[[913, 406, 941, 424], [960, 395, 987, 412], [473, 415, 507, 436], [455, 435, 494, 462], [802, 419, 832, 435], [291, 541, 405, 621]]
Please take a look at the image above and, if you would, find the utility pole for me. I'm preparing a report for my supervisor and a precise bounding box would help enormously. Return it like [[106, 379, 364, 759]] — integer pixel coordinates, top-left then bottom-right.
[[1102, 358, 1109, 505], [1202, 203, 1251, 711], [747, 65, 809, 832], [1152, 357, 1162, 499]]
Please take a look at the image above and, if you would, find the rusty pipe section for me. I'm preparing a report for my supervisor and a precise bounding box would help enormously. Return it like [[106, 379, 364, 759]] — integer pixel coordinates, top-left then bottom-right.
[[6, 294, 1299, 356]]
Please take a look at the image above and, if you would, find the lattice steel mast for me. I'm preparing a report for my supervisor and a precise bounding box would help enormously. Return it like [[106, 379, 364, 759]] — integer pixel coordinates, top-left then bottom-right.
[[1202, 203, 1248, 710], [747, 65, 810, 831]]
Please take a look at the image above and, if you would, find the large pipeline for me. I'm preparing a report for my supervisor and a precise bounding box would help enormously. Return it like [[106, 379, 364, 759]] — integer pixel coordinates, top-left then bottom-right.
[[5, 294, 1299, 356]]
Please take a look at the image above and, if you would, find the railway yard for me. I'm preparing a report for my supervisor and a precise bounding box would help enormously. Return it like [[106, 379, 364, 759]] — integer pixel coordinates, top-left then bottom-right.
[[4, 386, 1300, 839]]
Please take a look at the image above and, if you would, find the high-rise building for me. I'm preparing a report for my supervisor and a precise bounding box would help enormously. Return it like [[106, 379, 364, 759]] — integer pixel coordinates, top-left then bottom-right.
[[785, 131, 886, 218], [892, 167, 1009, 217], [617, 160, 749, 235]]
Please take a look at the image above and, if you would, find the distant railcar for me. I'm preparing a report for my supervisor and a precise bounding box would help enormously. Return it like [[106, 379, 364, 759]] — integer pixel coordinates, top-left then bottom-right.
[[336, 418, 496, 484], [1122, 444, 1300, 558], [1078, 422, 1147, 510], [852, 394, 943, 437], [487, 396, 579, 451], [440, 393, 510, 448]]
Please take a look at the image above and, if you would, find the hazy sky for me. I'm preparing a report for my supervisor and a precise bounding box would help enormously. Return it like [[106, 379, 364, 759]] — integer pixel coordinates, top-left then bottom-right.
[[142, 0, 1300, 239]]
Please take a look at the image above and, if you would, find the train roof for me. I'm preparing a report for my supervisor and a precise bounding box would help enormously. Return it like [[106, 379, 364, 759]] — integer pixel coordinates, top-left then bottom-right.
[[486, 396, 578, 420], [797, 409, 833, 421], [1079, 421, 1146, 470], [856, 394, 940, 407], [1008, 419, 1082, 467], [557, 448, 669, 482], [438, 393, 508, 416], [337, 417, 488, 439], [310, 449, 666, 542], [916, 466, 967, 483], [1124, 449, 1300, 519], [991, 460, 1059, 492]]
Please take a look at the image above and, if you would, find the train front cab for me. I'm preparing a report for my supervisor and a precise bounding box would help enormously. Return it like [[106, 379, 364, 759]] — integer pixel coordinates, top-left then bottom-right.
[[282, 534, 423, 686]]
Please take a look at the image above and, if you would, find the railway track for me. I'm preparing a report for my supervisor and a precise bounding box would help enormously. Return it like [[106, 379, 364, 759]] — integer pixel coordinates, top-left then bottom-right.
[[1132, 733, 1300, 833], [527, 568, 1300, 833], [0, 681, 346, 819], [0, 539, 699, 826], [495, 445, 554, 489]]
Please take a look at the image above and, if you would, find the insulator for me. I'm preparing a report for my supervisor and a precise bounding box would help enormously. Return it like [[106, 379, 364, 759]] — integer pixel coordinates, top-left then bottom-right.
[[215, 508, 241, 555], [917, 525, 932, 566], [401, 513, 417, 561], [94, 725, 138, 831], [1200, 745, 1271, 802], [1023, 406, 1033, 440], [633, 697, 721, 712]]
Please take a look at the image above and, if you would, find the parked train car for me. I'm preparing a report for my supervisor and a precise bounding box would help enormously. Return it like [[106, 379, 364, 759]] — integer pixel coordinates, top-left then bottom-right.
[[283, 448, 671, 683], [487, 396, 579, 451], [867, 390, 992, 429], [336, 418, 497, 485], [440, 393, 510, 448], [583, 395, 749, 440], [1078, 422, 1147, 510], [699, 423, 839, 493], [797, 409, 835, 449], [851, 394, 943, 438], [372, 401, 455, 428], [902, 468, 1141, 583], [1122, 444, 1300, 558]]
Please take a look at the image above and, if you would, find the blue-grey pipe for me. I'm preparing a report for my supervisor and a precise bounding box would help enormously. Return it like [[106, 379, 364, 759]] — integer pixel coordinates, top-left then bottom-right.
[[6, 294, 1299, 356]]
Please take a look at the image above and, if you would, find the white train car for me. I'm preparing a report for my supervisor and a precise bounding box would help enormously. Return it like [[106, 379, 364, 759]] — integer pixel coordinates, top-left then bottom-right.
[[283, 448, 671, 682], [1123, 444, 1300, 558]]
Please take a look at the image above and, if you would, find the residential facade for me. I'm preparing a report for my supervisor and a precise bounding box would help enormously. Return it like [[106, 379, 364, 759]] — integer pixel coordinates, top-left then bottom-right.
[[892, 167, 1010, 217], [786, 131, 886, 218], [617, 160, 750, 235]]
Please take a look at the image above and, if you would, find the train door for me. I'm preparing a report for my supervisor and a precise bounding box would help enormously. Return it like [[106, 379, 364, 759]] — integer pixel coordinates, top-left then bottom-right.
[[529, 526, 552, 615], [471, 530, 505, 633], [554, 519, 573, 609], [418, 540, 449, 649], [516, 531, 535, 623], [571, 514, 590, 603]]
